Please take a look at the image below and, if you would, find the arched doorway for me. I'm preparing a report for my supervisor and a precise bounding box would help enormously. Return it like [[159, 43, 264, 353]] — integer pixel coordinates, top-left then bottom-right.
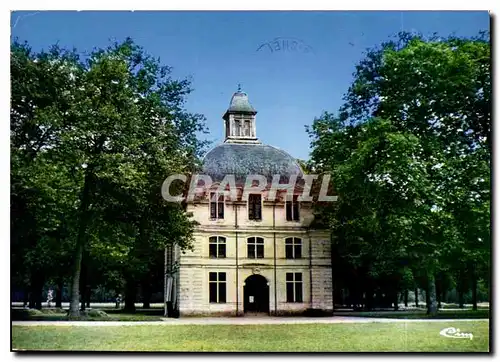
[[244, 274, 269, 314]]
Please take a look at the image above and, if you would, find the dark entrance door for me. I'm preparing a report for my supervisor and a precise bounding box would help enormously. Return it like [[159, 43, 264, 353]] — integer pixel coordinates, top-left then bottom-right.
[[244, 274, 269, 313]]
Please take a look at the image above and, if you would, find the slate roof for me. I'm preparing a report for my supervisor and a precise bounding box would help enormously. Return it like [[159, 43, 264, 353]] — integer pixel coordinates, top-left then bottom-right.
[[202, 143, 303, 184], [226, 91, 256, 114]]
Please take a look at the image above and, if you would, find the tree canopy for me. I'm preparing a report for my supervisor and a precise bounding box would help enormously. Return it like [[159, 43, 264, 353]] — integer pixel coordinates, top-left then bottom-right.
[[307, 31, 490, 313], [11, 37, 208, 316]]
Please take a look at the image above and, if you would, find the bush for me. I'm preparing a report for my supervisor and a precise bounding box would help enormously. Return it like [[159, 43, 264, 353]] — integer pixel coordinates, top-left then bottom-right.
[[41, 308, 66, 315], [27, 309, 43, 316], [65, 309, 108, 320]]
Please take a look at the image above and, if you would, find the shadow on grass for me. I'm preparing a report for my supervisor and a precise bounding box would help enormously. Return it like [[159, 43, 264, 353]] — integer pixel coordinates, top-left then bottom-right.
[[11, 308, 165, 322], [12, 306, 489, 321], [333, 309, 489, 319]]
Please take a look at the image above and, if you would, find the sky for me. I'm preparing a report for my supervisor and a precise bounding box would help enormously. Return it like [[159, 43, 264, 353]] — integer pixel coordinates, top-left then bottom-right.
[[11, 11, 490, 160]]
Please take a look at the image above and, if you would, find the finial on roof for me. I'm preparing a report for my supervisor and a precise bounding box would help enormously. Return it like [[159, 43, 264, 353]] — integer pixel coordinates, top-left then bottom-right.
[[223, 85, 257, 120]]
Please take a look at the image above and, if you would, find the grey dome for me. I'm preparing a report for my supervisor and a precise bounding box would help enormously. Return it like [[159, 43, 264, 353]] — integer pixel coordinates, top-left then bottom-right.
[[202, 143, 303, 184]]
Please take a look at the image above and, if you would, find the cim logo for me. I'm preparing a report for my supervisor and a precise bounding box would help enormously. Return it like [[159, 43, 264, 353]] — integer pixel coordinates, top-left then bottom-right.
[[439, 327, 474, 340]]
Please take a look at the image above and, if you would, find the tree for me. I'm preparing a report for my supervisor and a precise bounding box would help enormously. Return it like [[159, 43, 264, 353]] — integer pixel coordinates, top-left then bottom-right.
[[308, 31, 490, 314], [308, 115, 454, 313], [11, 38, 208, 317], [11, 41, 82, 309]]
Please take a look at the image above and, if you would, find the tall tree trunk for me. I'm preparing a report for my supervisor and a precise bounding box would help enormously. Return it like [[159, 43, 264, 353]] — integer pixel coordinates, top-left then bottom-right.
[[69, 219, 89, 316], [142, 278, 152, 309], [28, 290, 35, 309], [35, 289, 43, 310], [164, 246, 168, 317], [127, 216, 147, 312], [458, 289, 464, 308], [80, 260, 88, 311], [79, 288, 85, 311], [472, 276, 478, 311], [55, 279, 63, 308], [86, 286, 91, 308], [436, 279, 442, 309], [23, 287, 29, 308], [415, 288, 419, 307], [436, 282, 443, 309], [29, 270, 44, 310], [80, 268, 86, 311], [426, 274, 438, 316], [68, 171, 93, 318], [393, 292, 399, 311], [404, 289, 408, 307], [457, 269, 465, 308], [364, 284, 373, 311], [124, 277, 137, 313]]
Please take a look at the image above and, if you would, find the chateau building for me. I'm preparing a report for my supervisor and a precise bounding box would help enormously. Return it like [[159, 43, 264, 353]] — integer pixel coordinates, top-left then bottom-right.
[[169, 88, 333, 316]]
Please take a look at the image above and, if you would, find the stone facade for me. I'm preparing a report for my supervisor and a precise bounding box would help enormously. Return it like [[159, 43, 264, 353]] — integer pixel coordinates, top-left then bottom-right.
[[178, 200, 333, 316], [173, 88, 333, 316]]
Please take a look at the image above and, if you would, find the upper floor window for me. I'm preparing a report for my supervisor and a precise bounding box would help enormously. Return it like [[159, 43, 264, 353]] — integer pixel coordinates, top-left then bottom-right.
[[247, 237, 264, 259], [210, 192, 224, 219], [209, 236, 226, 258], [286, 195, 300, 221], [285, 237, 302, 259], [248, 194, 262, 220], [244, 120, 251, 136], [234, 120, 241, 137]]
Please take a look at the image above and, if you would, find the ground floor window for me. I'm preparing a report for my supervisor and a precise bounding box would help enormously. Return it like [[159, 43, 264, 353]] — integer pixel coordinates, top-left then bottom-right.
[[286, 272, 303, 303], [209, 272, 226, 303]]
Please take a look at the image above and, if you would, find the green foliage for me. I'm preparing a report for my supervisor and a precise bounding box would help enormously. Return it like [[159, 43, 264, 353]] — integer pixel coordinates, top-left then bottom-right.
[[11, 37, 208, 314], [308, 31, 490, 312]]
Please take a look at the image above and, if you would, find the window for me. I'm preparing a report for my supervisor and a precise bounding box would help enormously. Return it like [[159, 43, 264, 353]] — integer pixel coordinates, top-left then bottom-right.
[[248, 194, 262, 220], [286, 272, 303, 303], [210, 192, 224, 219], [245, 120, 251, 136], [285, 237, 302, 259], [235, 120, 241, 136], [209, 236, 226, 258], [247, 237, 264, 259], [286, 196, 300, 221], [209, 272, 226, 303]]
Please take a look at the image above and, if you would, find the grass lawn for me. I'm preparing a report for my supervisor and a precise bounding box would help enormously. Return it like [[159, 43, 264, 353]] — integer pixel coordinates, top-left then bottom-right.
[[12, 321, 489, 352]]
